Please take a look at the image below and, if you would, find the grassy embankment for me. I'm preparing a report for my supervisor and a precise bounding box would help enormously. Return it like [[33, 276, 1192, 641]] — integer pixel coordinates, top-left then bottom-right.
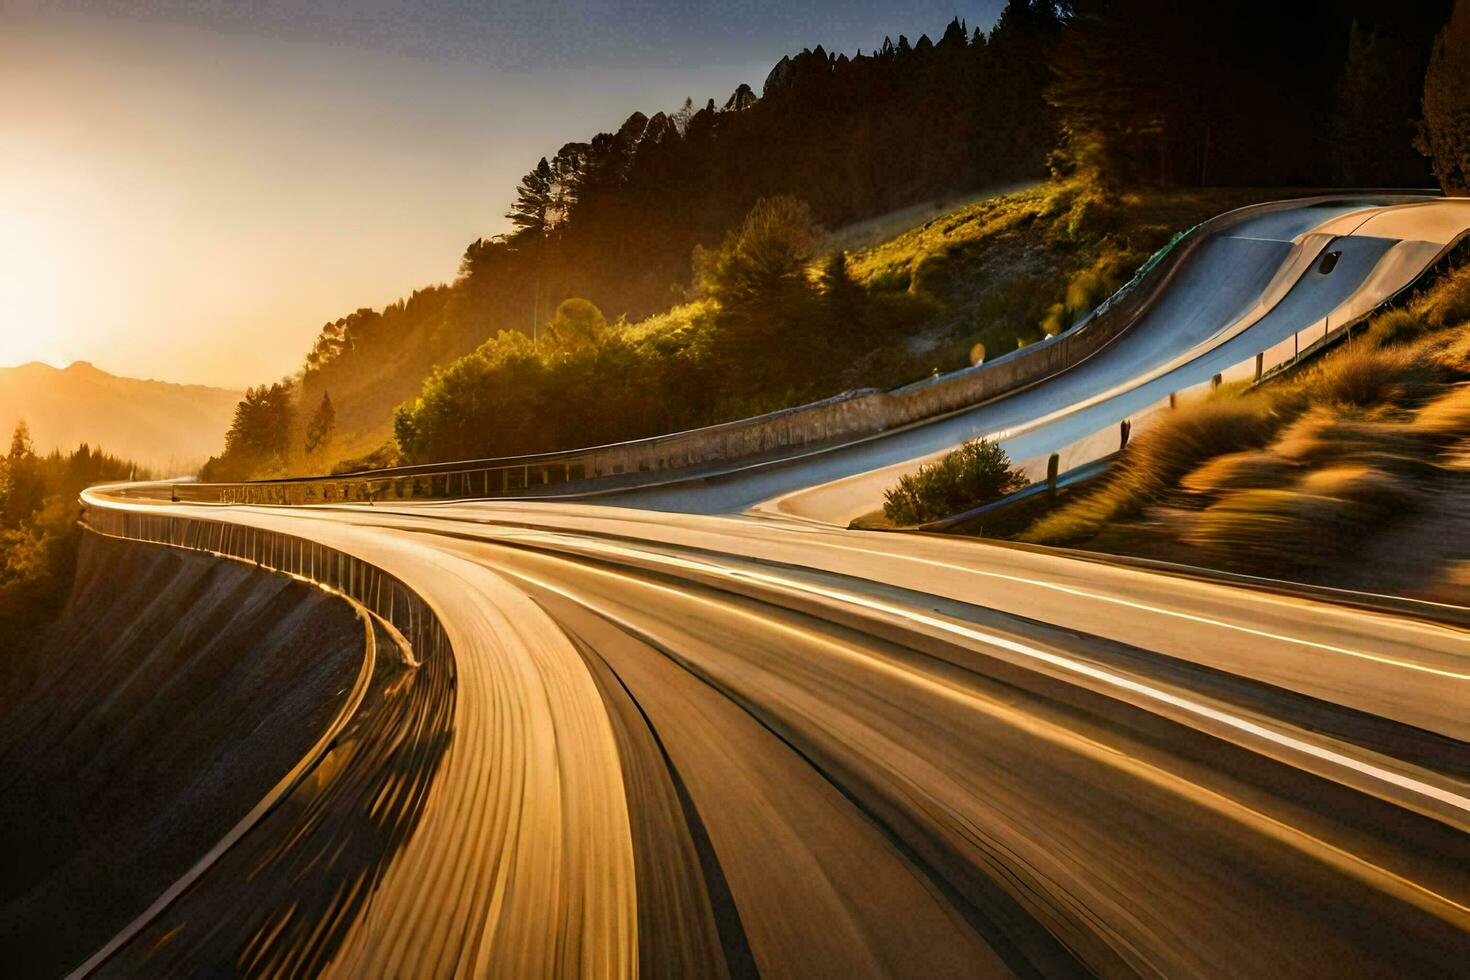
[[1015, 263, 1470, 600], [382, 180, 1271, 470], [802, 179, 1264, 386]]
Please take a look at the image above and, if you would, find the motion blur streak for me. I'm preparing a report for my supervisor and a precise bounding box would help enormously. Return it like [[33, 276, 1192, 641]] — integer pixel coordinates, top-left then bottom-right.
[[73, 194, 1470, 975]]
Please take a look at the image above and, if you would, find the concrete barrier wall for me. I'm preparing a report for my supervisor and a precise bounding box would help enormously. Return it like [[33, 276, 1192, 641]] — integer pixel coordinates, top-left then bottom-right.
[[167, 194, 1398, 507]]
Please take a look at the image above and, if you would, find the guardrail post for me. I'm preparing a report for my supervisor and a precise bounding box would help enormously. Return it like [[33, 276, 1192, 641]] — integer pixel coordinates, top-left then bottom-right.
[[1254, 352, 1264, 381], [1119, 419, 1132, 450], [1211, 373, 1222, 390], [1046, 453, 1059, 495]]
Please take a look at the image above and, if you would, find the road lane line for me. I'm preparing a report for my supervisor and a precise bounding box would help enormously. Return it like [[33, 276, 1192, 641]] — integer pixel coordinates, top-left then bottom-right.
[[802, 537, 1470, 680], [478, 527, 1470, 818], [478, 548, 1470, 927]]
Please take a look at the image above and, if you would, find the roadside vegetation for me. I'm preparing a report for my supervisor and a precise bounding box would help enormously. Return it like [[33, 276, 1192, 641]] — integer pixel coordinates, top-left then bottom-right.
[[1016, 263, 1470, 599], [201, 0, 1463, 481], [882, 439, 1028, 525], [389, 182, 1264, 465], [0, 424, 147, 655]]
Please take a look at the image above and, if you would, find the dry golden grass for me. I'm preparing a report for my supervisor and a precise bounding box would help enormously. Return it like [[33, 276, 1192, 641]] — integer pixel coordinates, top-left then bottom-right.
[[1021, 395, 1284, 544], [1017, 262, 1470, 587]]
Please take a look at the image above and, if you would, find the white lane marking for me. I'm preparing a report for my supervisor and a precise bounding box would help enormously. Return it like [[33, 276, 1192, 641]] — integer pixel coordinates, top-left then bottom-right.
[[484, 527, 1470, 817], [491, 552, 1470, 924], [304, 497, 1470, 679], [805, 538, 1470, 681]]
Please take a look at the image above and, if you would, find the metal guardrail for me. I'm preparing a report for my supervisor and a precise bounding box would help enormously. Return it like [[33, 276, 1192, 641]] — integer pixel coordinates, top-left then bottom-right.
[[928, 226, 1470, 532], [83, 506, 449, 664], [122, 195, 1394, 508]]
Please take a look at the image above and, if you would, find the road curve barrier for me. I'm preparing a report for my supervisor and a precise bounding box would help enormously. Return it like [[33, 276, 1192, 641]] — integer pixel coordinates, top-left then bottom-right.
[[135, 195, 1412, 508], [82, 504, 448, 665], [922, 222, 1470, 532]]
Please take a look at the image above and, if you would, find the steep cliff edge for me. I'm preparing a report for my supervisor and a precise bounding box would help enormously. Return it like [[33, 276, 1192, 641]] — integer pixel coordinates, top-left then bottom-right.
[[0, 533, 363, 975]]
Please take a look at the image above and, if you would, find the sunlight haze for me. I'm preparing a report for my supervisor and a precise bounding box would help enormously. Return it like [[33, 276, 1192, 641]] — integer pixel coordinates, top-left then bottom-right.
[[1, 1, 1005, 388]]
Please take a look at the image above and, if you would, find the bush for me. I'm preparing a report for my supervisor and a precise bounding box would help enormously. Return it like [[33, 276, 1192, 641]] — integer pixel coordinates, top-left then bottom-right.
[[1422, 265, 1470, 329], [1310, 346, 1438, 407], [548, 298, 608, 348], [1022, 396, 1283, 544], [701, 196, 821, 311], [883, 439, 1028, 525], [909, 250, 954, 296], [1364, 309, 1426, 347]]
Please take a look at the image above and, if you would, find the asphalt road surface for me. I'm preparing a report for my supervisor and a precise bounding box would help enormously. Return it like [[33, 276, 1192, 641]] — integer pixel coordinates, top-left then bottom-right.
[[75, 196, 1470, 976], [612, 197, 1469, 524]]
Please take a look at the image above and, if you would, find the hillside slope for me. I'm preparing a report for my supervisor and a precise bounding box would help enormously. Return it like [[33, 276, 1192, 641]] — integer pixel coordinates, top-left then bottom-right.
[[0, 361, 240, 472]]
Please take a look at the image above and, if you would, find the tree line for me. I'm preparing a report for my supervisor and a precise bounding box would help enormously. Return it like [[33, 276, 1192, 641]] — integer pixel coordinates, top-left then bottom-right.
[[0, 423, 148, 653], [207, 0, 1470, 479], [392, 196, 936, 463]]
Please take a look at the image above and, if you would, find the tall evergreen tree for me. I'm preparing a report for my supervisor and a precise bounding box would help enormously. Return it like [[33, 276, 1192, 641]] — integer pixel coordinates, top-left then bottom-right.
[[3, 421, 43, 525], [1335, 10, 1446, 187], [506, 157, 554, 238], [1417, 0, 1470, 195], [304, 392, 336, 455]]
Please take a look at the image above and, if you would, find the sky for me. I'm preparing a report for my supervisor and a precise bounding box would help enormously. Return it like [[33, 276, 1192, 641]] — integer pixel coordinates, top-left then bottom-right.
[[1, 0, 1007, 388]]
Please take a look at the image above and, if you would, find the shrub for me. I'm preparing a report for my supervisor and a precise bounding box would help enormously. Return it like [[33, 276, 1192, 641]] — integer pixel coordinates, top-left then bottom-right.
[[883, 438, 1028, 525], [867, 268, 912, 293], [1422, 266, 1470, 329], [909, 250, 954, 296], [1310, 346, 1436, 407], [702, 196, 821, 312], [1364, 309, 1426, 347], [1021, 395, 1283, 544], [548, 298, 608, 348]]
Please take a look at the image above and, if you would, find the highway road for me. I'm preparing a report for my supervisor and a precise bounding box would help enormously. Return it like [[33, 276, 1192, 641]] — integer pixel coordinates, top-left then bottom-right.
[[612, 196, 1470, 524], [74, 196, 1470, 976]]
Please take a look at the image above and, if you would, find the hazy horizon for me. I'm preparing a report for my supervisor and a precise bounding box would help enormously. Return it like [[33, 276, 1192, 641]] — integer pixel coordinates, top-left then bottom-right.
[[1, 0, 1007, 389]]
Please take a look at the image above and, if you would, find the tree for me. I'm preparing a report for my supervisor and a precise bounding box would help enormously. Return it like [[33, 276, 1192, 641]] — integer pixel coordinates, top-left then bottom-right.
[[1334, 9, 1449, 187], [702, 196, 821, 312], [2, 422, 42, 525], [204, 381, 296, 480], [506, 157, 554, 237], [507, 157, 557, 340], [304, 391, 337, 455], [548, 298, 607, 348], [820, 250, 864, 335], [701, 197, 826, 392], [1417, 0, 1470, 195]]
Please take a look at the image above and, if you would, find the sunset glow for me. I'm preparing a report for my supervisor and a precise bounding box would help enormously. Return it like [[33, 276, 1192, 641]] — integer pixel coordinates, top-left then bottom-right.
[[0, 8, 790, 386]]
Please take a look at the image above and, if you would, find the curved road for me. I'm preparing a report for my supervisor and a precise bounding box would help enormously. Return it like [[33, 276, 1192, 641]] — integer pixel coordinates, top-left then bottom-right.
[[77, 196, 1470, 977], [614, 196, 1468, 523]]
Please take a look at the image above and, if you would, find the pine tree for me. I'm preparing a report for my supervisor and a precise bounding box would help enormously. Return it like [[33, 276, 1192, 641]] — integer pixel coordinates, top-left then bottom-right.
[[1417, 0, 1470, 195], [3, 421, 43, 525], [305, 392, 336, 455], [507, 157, 556, 339], [506, 157, 554, 238]]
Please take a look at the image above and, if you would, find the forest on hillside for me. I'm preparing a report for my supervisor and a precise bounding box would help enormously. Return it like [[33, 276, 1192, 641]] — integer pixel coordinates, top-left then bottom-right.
[[0, 425, 146, 656], [205, 0, 1467, 480]]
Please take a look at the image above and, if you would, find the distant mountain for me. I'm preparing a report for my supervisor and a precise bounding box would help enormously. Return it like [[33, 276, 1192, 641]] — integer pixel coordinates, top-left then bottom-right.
[[0, 361, 241, 474]]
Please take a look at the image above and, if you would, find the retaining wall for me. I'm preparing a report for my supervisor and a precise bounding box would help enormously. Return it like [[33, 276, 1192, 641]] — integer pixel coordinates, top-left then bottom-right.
[[162, 195, 1401, 506]]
